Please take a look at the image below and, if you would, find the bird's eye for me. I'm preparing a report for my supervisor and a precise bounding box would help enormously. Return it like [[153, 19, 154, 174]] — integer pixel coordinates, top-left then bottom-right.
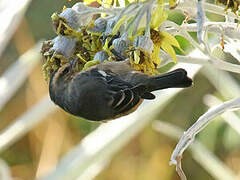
[[62, 67, 70, 74]]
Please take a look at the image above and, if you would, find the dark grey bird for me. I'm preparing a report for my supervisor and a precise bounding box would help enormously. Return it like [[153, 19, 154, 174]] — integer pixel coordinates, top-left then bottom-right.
[[49, 59, 192, 121]]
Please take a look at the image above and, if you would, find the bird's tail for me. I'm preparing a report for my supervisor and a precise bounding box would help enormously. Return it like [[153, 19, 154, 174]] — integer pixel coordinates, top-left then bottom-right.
[[147, 69, 192, 92], [130, 68, 192, 100], [145, 68, 192, 92]]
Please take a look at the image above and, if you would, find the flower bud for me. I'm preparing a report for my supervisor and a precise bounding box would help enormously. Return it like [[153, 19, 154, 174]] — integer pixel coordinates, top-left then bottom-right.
[[89, 17, 107, 34], [59, 8, 80, 29], [112, 36, 130, 54], [52, 36, 76, 59], [95, 17, 107, 32], [133, 35, 154, 53], [72, 2, 91, 12], [104, 17, 125, 36], [104, 17, 117, 35], [59, 6, 92, 28], [94, 51, 109, 62]]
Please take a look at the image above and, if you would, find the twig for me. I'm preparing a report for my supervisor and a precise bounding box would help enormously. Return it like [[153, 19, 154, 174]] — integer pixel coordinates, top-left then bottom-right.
[[196, 0, 205, 43], [176, 155, 186, 180], [204, 94, 240, 135], [152, 121, 238, 180], [160, 21, 240, 74], [178, 22, 240, 39], [170, 97, 240, 168], [176, 0, 237, 19], [160, 50, 240, 74]]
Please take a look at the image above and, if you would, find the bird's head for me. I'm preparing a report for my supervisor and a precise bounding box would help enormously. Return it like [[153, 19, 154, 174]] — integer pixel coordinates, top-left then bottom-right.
[[50, 58, 78, 87]]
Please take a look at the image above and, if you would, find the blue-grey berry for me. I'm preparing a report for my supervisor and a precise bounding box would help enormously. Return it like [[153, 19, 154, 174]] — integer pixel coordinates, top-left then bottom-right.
[[133, 35, 153, 53], [94, 51, 109, 62], [52, 36, 76, 59]]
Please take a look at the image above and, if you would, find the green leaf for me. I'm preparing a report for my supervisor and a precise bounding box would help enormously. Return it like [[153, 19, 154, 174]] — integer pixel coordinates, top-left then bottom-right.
[[157, 62, 175, 73]]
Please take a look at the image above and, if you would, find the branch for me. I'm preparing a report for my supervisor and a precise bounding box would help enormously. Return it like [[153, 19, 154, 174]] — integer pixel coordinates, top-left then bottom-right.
[[179, 22, 240, 40], [176, 0, 238, 19], [159, 20, 240, 74], [204, 94, 240, 135], [160, 50, 240, 74], [170, 97, 240, 176], [152, 121, 238, 180]]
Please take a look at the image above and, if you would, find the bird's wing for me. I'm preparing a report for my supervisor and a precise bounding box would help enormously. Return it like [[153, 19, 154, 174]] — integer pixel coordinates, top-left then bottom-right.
[[89, 68, 155, 115]]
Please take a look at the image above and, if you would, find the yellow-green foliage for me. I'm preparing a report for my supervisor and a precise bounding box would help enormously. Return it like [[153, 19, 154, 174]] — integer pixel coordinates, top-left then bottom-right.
[[42, 0, 182, 80]]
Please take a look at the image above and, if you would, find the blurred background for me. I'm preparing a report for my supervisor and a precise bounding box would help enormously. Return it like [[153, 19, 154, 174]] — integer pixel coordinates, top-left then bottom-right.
[[0, 0, 240, 180]]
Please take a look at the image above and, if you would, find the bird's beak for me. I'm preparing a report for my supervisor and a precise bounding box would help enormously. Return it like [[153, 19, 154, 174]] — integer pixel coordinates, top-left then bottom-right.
[[70, 58, 78, 72]]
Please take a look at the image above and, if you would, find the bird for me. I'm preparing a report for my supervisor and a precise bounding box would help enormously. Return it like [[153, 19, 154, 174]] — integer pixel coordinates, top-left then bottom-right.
[[49, 58, 192, 121]]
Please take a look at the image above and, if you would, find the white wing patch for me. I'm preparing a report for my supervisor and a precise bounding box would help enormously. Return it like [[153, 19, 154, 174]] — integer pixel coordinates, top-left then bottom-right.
[[98, 70, 107, 77]]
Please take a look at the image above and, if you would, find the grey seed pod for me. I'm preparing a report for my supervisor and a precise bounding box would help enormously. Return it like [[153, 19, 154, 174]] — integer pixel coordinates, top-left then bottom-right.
[[95, 17, 107, 32], [112, 37, 130, 53], [72, 2, 90, 12], [88, 17, 107, 33], [133, 35, 154, 53], [104, 17, 117, 35], [104, 17, 125, 36], [94, 51, 109, 62], [52, 36, 76, 59], [59, 8, 80, 29], [72, 3, 93, 26], [59, 7, 92, 28]]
